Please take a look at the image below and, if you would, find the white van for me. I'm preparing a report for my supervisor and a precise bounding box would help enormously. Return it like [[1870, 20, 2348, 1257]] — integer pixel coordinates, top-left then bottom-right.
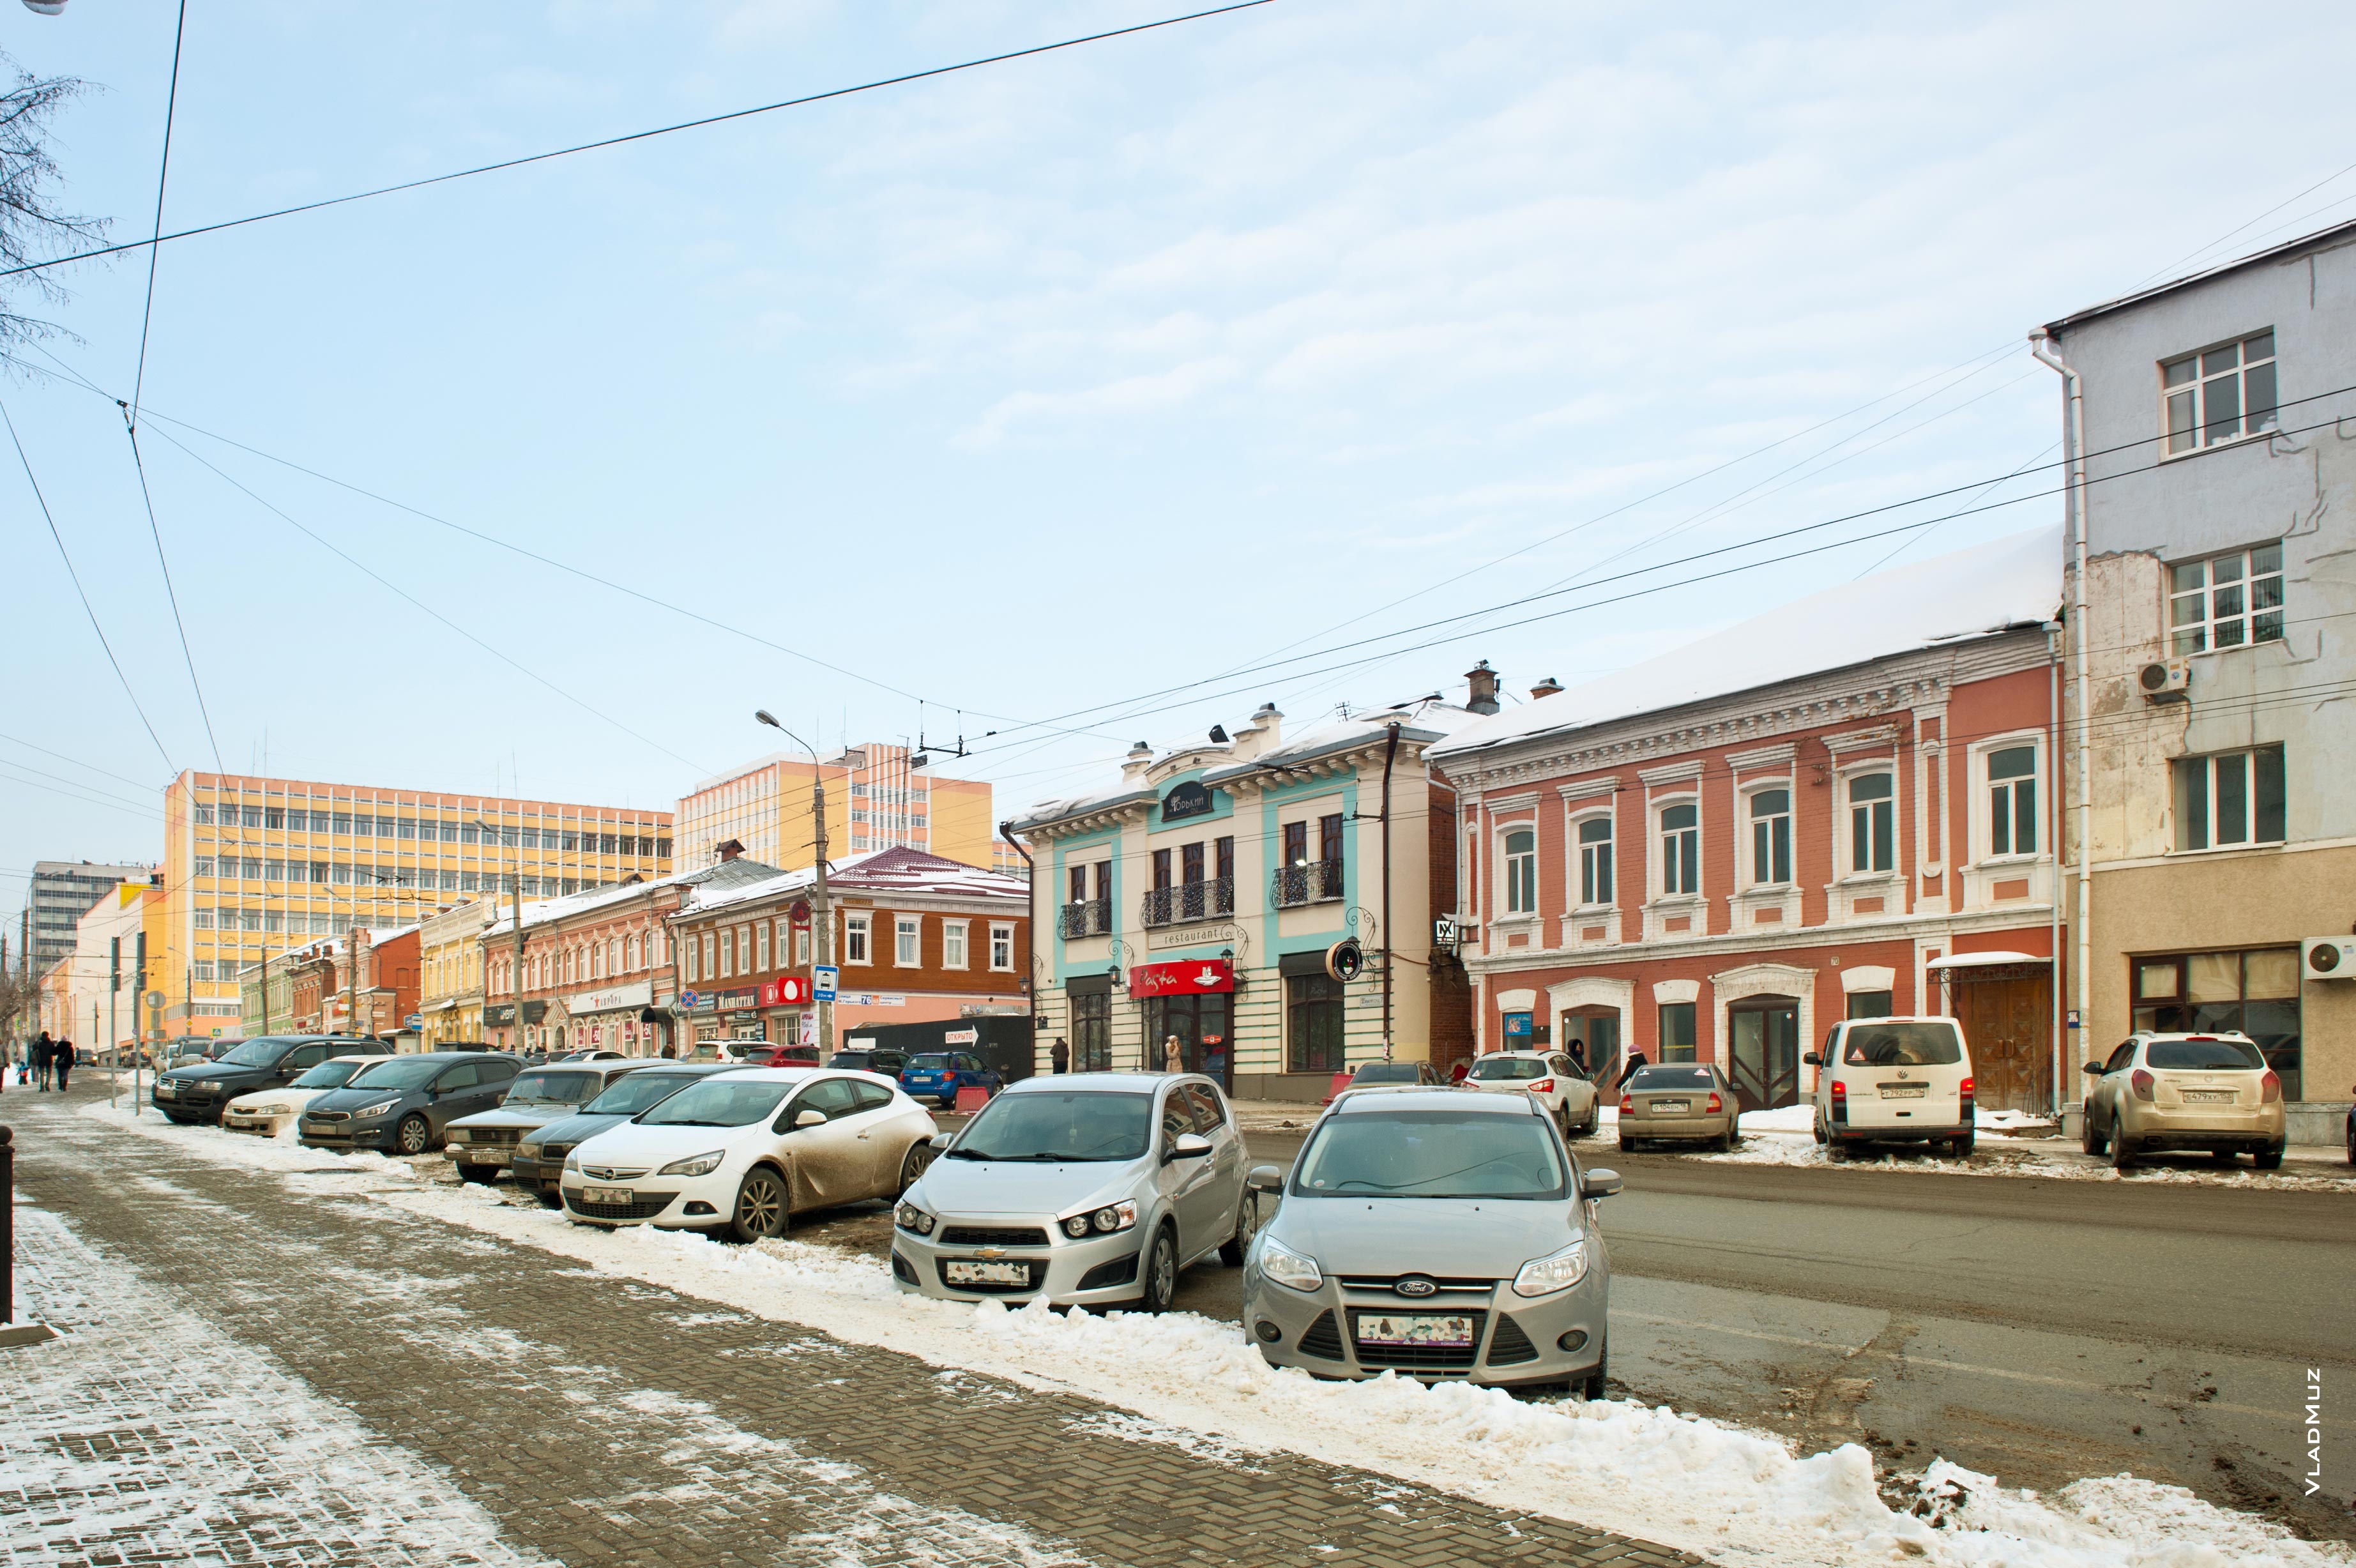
[[1805, 1016, 1975, 1159]]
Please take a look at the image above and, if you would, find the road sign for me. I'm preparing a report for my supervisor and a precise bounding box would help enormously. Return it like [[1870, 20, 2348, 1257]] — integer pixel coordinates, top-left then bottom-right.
[[1433, 915, 1460, 954], [680, 990, 700, 1009], [812, 965, 839, 1003], [144, 989, 165, 1010]]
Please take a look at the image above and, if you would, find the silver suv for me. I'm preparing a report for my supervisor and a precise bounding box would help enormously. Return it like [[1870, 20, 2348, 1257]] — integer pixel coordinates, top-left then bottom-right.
[[2081, 1031, 2285, 1169]]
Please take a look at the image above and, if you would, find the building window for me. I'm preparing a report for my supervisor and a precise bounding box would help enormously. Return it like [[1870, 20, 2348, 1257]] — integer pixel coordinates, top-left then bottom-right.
[[943, 921, 968, 969], [1502, 828, 1537, 914], [718, 930, 733, 978], [845, 913, 870, 965], [895, 916, 921, 966], [1848, 771, 1894, 874], [989, 922, 1014, 971], [794, 927, 810, 966], [1575, 814, 1613, 908], [1659, 1001, 1697, 1063], [2173, 745, 2286, 851], [1747, 788, 1791, 887], [1181, 841, 1204, 886], [193, 856, 215, 879], [756, 922, 770, 971], [1987, 745, 2038, 857], [2131, 947, 2301, 1097], [2162, 330, 2276, 455], [1286, 973, 1345, 1074], [1282, 820, 1307, 867], [1846, 990, 1894, 1020], [1072, 989, 1111, 1072], [1659, 800, 1699, 896], [2170, 543, 2284, 653], [699, 932, 714, 982], [1319, 812, 1343, 868]]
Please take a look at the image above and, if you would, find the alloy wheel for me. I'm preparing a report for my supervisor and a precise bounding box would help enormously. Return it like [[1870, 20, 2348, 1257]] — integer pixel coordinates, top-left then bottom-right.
[[397, 1116, 431, 1156], [733, 1170, 787, 1241]]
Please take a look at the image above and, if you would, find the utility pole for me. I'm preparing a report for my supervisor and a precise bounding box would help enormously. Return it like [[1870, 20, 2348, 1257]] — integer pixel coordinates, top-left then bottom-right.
[[756, 711, 832, 1056], [107, 936, 120, 1095]]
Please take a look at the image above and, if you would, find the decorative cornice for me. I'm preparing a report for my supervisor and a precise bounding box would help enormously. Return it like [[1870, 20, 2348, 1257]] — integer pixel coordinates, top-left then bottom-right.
[[1556, 778, 1619, 804], [1638, 759, 1703, 788], [1724, 742, 1797, 773], [1823, 724, 1901, 756], [1486, 789, 1540, 812]]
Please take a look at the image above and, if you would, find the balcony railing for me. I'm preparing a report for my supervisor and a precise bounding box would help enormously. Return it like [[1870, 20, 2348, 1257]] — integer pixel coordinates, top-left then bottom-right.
[[1272, 859, 1345, 908], [1058, 898, 1112, 939], [1141, 876, 1235, 928]]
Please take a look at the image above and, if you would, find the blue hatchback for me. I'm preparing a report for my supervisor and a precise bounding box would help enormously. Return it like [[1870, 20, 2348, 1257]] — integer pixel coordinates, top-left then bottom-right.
[[898, 1050, 1003, 1109]]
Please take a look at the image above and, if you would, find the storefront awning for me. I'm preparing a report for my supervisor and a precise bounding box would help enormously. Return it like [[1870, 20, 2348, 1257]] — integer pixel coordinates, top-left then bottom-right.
[[1927, 951, 2050, 984], [1926, 951, 2045, 970]]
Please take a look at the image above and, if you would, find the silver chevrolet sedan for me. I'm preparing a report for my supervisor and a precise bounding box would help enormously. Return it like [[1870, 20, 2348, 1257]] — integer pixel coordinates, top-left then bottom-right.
[[890, 1073, 1249, 1310], [1242, 1087, 1620, 1395]]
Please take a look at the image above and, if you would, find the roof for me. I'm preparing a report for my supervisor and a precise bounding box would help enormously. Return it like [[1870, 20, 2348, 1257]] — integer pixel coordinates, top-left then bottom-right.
[[681, 845, 1027, 916], [1431, 526, 2060, 763], [1332, 1086, 1533, 1113], [486, 855, 787, 934], [2044, 217, 2356, 334], [1003, 1072, 1183, 1097]]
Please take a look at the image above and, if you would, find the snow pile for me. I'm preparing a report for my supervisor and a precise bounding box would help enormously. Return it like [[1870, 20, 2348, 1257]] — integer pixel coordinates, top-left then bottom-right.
[[1677, 1126, 2356, 1190], [79, 1101, 424, 1181]]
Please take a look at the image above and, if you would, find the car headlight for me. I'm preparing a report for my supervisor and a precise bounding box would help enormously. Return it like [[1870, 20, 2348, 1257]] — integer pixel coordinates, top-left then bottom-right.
[[516, 1143, 541, 1161], [563, 1152, 581, 1172], [1258, 1236, 1323, 1293], [895, 1202, 938, 1235], [1511, 1240, 1589, 1298], [1058, 1199, 1137, 1238], [353, 1099, 399, 1120], [254, 1104, 288, 1116], [658, 1150, 725, 1178]]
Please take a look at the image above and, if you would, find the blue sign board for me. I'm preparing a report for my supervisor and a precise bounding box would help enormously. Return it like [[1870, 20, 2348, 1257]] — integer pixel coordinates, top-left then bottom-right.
[[813, 965, 840, 1003], [1502, 1011, 1534, 1039]]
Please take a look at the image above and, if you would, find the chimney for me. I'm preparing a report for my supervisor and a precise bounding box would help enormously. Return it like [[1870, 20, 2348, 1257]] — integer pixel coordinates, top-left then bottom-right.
[[717, 837, 745, 862], [1530, 676, 1563, 701], [1229, 702, 1284, 762], [1120, 742, 1154, 785], [1466, 660, 1501, 715]]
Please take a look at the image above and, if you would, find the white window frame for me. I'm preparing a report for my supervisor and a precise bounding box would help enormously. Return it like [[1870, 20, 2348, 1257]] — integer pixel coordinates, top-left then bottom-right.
[[989, 921, 1015, 972], [1570, 808, 1614, 911], [2168, 542, 2286, 655], [1496, 823, 1539, 918], [1653, 795, 1701, 900], [2160, 329, 2277, 457], [1841, 765, 1897, 878], [756, 922, 770, 972], [700, 931, 715, 982], [1971, 735, 2044, 865], [844, 912, 872, 966], [894, 914, 922, 968], [1741, 781, 1793, 889], [942, 919, 969, 970], [2172, 745, 2286, 852], [794, 927, 810, 966]]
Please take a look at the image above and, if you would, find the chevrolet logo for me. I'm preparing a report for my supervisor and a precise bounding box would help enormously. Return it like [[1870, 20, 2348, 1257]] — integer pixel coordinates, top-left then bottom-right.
[[975, 1247, 1007, 1260]]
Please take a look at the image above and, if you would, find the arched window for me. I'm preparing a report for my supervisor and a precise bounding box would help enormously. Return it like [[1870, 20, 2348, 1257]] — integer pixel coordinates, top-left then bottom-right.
[[1503, 828, 1538, 914], [1659, 801, 1699, 895], [1848, 771, 1894, 872], [1748, 788, 1791, 886], [1576, 814, 1613, 906]]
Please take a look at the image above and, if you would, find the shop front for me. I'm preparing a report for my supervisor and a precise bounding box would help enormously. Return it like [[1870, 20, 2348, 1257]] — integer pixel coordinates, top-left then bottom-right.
[[1132, 957, 1235, 1090], [563, 979, 657, 1056], [759, 974, 813, 1047]]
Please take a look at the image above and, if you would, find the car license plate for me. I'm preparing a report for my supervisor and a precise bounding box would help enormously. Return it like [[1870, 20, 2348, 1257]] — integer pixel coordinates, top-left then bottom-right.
[[945, 1260, 1030, 1286], [2182, 1090, 2234, 1104], [1356, 1313, 1475, 1348], [582, 1185, 632, 1205], [1880, 1085, 1928, 1099], [1650, 1099, 1689, 1113], [156, 1083, 177, 1099]]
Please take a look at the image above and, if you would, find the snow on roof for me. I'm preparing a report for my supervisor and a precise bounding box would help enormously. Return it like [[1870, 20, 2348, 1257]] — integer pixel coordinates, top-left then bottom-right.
[[1432, 526, 2061, 761], [683, 846, 1027, 915]]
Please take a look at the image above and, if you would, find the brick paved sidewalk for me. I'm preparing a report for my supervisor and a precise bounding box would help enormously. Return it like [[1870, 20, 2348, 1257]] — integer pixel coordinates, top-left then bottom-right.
[[4, 1085, 1699, 1568]]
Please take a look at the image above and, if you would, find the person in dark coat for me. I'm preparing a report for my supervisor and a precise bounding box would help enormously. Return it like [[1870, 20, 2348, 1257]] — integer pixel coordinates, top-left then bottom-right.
[[33, 1030, 54, 1091], [1049, 1037, 1070, 1074], [1565, 1037, 1589, 1075], [1616, 1051, 1650, 1090], [53, 1035, 76, 1091]]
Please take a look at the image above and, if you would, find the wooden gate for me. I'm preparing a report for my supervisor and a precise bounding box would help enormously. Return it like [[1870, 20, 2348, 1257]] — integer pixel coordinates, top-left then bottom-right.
[[1950, 975, 2052, 1113]]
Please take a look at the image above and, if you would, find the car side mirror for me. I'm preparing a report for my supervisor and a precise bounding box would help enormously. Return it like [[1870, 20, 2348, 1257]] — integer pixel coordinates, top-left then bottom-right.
[[1247, 1163, 1286, 1193], [1580, 1168, 1623, 1199], [927, 1132, 954, 1150], [794, 1108, 827, 1129], [2081, 1062, 2104, 1075], [1802, 1051, 1821, 1067], [1168, 1132, 1212, 1161]]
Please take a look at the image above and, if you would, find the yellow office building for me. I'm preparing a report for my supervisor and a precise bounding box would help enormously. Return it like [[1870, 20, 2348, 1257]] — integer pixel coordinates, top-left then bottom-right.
[[162, 772, 672, 1037], [674, 742, 998, 873]]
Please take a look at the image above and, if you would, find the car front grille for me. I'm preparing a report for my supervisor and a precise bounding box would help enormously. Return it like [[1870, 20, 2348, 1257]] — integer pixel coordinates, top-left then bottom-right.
[[536, 1144, 574, 1161], [1346, 1308, 1489, 1373], [940, 1225, 1051, 1247], [1298, 1310, 1346, 1360], [458, 1127, 521, 1145], [564, 1192, 673, 1221], [935, 1258, 1040, 1294], [581, 1166, 650, 1182], [1335, 1274, 1493, 1301], [1485, 1313, 1539, 1366], [306, 1111, 351, 1123]]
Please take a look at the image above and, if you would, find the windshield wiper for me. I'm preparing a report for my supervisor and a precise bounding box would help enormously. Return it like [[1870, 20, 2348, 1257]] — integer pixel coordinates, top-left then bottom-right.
[[953, 1150, 1087, 1162]]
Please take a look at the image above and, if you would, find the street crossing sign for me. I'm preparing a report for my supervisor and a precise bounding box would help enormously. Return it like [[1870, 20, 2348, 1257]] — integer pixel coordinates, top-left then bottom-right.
[[813, 965, 839, 1003]]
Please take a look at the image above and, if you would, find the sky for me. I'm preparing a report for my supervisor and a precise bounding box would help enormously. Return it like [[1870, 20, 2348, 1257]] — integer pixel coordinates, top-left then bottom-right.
[[6, 0, 2356, 932]]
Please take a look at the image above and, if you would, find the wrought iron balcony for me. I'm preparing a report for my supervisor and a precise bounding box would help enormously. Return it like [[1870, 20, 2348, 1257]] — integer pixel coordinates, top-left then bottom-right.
[[1141, 876, 1235, 928], [1058, 898, 1112, 939], [1272, 859, 1345, 908]]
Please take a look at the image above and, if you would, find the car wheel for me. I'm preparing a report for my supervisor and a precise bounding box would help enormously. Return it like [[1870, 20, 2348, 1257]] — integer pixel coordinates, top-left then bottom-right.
[[536, 1190, 563, 1209], [1140, 1224, 1179, 1314], [2081, 1107, 2108, 1157], [457, 1164, 500, 1185], [2253, 1144, 2284, 1172], [1715, 1126, 1735, 1153], [1581, 1101, 1599, 1137], [1580, 1333, 1609, 1401], [1950, 1132, 1974, 1159], [1826, 1136, 1850, 1162], [2346, 1121, 2354, 1168], [729, 1166, 790, 1242], [896, 1139, 933, 1194], [1219, 1190, 1256, 1267], [2209, 1148, 2238, 1165], [1812, 1115, 1827, 1146], [2109, 1127, 2137, 1171], [1617, 1136, 1638, 1154], [1556, 1105, 1573, 1141], [395, 1115, 433, 1156]]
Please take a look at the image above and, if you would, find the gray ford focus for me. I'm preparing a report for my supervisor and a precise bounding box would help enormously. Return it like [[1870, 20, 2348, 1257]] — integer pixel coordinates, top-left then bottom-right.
[[1242, 1087, 1620, 1395]]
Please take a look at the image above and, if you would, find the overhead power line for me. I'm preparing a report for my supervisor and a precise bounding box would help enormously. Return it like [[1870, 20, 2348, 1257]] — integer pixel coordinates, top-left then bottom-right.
[[0, 1, 1275, 283]]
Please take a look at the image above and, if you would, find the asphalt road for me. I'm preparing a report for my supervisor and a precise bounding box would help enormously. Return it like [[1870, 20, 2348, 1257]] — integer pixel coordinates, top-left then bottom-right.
[[797, 1123, 2355, 1543]]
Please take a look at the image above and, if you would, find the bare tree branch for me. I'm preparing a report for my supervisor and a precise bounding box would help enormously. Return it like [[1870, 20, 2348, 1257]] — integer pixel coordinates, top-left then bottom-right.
[[0, 49, 107, 357]]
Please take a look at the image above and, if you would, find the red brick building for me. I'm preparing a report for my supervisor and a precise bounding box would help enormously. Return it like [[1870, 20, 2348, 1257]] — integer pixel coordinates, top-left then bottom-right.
[[1429, 529, 2066, 1113], [284, 925, 419, 1037], [671, 846, 1030, 1049]]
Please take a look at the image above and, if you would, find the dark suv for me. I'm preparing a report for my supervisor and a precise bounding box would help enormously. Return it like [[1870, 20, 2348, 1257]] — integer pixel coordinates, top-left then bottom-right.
[[298, 1051, 521, 1156], [152, 1035, 391, 1125]]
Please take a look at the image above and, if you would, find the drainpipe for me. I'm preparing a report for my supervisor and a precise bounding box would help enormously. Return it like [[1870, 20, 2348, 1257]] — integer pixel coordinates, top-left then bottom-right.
[[1379, 724, 1401, 1060], [2044, 620, 2064, 1115], [2030, 330, 2092, 1095]]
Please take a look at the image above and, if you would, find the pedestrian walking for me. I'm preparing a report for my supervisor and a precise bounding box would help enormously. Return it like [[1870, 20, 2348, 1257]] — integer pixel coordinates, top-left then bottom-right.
[[1616, 1050, 1650, 1090], [1448, 1058, 1470, 1085], [54, 1035, 75, 1092], [1160, 1033, 1183, 1074], [1049, 1036, 1070, 1074], [34, 1030, 54, 1091]]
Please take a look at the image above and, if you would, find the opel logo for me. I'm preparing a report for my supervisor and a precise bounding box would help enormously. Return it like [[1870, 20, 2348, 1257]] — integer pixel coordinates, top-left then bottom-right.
[[1394, 1276, 1438, 1298]]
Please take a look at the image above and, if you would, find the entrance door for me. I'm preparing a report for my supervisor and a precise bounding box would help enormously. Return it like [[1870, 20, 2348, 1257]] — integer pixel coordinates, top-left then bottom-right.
[[1728, 998, 1799, 1113], [1952, 977, 2051, 1112], [1560, 1007, 1620, 1087]]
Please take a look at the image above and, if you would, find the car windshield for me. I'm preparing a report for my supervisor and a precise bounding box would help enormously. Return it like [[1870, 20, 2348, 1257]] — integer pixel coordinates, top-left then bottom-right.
[[907, 1054, 949, 1072], [291, 1058, 372, 1090], [1629, 1067, 1715, 1090], [1841, 1023, 1963, 1067], [828, 1053, 872, 1069], [582, 1072, 705, 1116], [1294, 1109, 1566, 1199], [950, 1092, 1150, 1162], [2148, 1038, 2265, 1070], [505, 1070, 602, 1104], [1467, 1056, 1547, 1081], [220, 1037, 300, 1067], [637, 1079, 795, 1127], [1351, 1063, 1424, 1084], [347, 1057, 447, 1092]]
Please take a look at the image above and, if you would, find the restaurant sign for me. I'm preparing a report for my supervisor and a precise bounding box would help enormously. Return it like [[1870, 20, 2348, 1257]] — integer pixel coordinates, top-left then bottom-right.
[[1129, 958, 1234, 996]]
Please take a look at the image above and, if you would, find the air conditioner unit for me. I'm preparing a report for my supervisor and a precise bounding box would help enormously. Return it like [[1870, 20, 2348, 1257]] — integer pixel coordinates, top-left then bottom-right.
[[2139, 658, 2190, 700], [2302, 938, 2356, 981]]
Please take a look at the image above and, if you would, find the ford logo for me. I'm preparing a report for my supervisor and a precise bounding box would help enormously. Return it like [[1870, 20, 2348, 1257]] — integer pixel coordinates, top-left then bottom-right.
[[1394, 1276, 1438, 1298]]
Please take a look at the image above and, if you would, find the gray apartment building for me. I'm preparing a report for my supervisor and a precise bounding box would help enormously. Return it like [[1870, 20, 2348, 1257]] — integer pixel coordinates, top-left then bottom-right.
[[2036, 218, 2355, 1136], [26, 860, 155, 977]]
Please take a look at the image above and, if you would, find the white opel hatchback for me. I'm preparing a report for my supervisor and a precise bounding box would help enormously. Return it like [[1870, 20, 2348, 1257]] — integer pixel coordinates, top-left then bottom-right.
[[1806, 1016, 1975, 1158], [559, 1067, 937, 1240]]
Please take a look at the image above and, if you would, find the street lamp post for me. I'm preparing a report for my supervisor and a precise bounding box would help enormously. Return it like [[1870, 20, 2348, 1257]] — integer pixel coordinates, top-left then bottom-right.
[[473, 818, 526, 1053], [755, 711, 832, 1057]]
